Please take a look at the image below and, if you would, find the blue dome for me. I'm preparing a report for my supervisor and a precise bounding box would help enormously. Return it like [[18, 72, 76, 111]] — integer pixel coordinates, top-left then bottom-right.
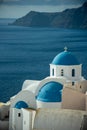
[[36, 81, 63, 102], [52, 51, 80, 65], [14, 101, 28, 109]]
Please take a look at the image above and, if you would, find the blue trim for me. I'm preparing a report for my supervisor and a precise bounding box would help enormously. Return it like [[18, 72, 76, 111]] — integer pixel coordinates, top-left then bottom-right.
[[52, 51, 80, 65], [36, 81, 63, 102], [14, 101, 28, 109]]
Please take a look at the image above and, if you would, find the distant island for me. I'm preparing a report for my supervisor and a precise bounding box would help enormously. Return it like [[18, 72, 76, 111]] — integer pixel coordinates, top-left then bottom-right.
[[0, 18, 15, 25], [11, 2, 87, 29]]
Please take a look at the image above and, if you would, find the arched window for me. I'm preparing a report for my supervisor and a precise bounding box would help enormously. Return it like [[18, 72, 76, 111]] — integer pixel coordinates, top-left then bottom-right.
[[52, 68, 54, 76], [61, 69, 64, 76], [72, 69, 75, 77]]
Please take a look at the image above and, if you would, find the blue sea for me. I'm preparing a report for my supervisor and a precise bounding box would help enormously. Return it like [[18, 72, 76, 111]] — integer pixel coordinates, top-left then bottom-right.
[[0, 25, 87, 102]]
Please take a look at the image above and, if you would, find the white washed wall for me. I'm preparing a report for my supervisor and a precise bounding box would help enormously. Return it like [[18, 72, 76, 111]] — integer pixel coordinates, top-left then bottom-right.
[[33, 109, 87, 130], [50, 64, 82, 81]]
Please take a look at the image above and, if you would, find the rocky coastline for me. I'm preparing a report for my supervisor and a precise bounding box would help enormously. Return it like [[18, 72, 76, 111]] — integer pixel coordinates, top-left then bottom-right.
[[0, 102, 10, 130]]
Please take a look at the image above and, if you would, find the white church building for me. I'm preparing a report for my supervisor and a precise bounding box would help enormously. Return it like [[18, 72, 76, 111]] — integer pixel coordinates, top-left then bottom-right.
[[9, 48, 87, 130]]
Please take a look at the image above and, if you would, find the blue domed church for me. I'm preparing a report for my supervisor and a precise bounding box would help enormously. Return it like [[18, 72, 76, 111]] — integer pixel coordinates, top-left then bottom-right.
[[9, 48, 87, 130], [50, 47, 83, 83]]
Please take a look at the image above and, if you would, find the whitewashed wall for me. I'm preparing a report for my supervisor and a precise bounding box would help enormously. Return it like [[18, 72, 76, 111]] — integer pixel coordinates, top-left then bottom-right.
[[9, 108, 87, 130], [62, 88, 86, 111], [9, 108, 23, 130], [50, 64, 82, 81], [33, 109, 87, 130], [22, 109, 32, 130], [10, 90, 36, 109]]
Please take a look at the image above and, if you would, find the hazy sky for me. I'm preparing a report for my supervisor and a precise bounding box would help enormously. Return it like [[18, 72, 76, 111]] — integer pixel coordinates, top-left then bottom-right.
[[0, 0, 87, 18]]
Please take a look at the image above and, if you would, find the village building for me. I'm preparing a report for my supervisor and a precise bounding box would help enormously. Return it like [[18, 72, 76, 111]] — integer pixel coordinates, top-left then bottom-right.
[[9, 47, 87, 130]]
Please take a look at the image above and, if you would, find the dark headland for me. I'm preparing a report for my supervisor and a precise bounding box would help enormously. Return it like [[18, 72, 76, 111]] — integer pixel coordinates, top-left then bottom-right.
[[11, 2, 87, 29]]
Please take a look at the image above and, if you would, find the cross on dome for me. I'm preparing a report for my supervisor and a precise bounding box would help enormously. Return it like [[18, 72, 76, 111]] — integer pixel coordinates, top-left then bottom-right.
[[64, 46, 68, 52]]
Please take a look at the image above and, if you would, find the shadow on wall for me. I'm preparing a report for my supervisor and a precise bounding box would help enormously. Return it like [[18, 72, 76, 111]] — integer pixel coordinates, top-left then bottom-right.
[[0, 121, 9, 130], [80, 115, 87, 130]]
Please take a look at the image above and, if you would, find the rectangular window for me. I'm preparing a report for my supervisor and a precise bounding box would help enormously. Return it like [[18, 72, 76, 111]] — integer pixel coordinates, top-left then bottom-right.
[[52, 68, 54, 76], [72, 82, 74, 86], [18, 113, 21, 117], [61, 69, 64, 76], [72, 69, 75, 77]]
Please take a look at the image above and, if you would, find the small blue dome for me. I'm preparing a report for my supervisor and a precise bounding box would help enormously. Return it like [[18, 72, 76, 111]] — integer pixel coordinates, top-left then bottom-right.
[[14, 101, 28, 109], [36, 81, 63, 102], [52, 51, 80, 65]]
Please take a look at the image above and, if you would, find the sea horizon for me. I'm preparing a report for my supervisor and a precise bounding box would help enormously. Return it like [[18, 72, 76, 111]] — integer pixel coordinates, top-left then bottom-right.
[[0, 24, 87, 102]]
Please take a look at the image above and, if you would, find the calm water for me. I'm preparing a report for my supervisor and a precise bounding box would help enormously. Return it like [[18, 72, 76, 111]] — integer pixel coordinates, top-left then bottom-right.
[[0, 25, 87, 102]]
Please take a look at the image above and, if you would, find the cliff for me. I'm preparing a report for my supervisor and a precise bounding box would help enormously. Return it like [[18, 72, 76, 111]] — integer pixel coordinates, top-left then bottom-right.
[[12, 2, 87, 29], [0, 102, 10, 130]]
